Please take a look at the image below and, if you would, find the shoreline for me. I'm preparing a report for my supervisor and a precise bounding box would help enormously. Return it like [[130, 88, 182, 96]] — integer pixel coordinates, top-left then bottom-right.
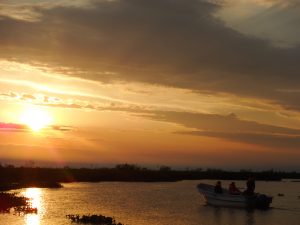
[[2, 164, 299, 191]]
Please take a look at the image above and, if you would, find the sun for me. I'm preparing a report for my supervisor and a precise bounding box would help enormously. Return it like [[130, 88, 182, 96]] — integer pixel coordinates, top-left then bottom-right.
[[20, 107, 52, 132]]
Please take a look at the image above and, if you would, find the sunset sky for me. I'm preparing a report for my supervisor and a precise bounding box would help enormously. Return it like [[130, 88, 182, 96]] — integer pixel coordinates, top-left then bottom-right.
[[1, 0, 300, 170]]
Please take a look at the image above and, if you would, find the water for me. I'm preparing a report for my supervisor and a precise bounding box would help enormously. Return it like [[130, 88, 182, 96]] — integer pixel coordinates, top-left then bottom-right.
[[0, 180, 300, 225]]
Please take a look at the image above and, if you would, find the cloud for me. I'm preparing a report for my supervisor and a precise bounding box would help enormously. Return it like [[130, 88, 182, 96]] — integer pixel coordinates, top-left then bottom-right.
[[21, 93, 36, 100], [0, 0, 93, 21], [0, 90, 150, 113], [49, 125, 74, 131], [40, 101, 151, 114], [216, 0, 300, 48], [0, 122, 74, 133], [180, 131, 300, 149], [0, 92, 17, 98], [0, 0, 300, 111], [2, 89, 300, 149], [140, 110, 300, 148], [142, 111, 300, 134], [221, 0, 297, 7], [0, 122, 28, 132], [0, 91, 58, 103]]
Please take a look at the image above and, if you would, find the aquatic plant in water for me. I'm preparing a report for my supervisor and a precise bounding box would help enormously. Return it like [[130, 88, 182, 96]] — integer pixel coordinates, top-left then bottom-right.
[[0, 192, 37, 214], [66, 214, 124, 225]]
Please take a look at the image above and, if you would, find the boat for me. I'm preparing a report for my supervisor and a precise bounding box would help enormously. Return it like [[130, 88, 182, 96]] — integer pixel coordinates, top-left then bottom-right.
[[197, 183, 272, 209]]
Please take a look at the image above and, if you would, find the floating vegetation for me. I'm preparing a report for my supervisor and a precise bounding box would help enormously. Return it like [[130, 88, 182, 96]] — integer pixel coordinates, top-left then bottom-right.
[[66, 214, 124, 225], [0, 192, 37, 214]]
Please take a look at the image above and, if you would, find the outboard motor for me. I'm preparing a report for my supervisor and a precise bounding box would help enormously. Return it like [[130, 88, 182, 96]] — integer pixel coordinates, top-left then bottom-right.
[[255, 194, 273, 209]]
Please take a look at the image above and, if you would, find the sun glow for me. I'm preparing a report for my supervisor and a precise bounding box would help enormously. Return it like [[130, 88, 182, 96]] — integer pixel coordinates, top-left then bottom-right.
[[20, 107, 52, 131]]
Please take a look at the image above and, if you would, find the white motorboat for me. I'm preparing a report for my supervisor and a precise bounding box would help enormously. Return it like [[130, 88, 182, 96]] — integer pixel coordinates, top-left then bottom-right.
[[197, 183, 272, 209]]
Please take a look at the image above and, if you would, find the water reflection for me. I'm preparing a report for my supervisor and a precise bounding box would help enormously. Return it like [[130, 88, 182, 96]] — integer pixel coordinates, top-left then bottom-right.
[[246, 211, 255, 225], [22, 188, 43, 225], [212, 207, 221, 225], [0, 181, 296, 225], [207, 206, 255, 225], [25, 214, 40, 225]]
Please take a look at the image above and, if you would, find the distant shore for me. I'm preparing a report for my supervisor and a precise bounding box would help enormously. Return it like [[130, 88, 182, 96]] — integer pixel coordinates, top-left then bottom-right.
[[1, 164, 300, 191]]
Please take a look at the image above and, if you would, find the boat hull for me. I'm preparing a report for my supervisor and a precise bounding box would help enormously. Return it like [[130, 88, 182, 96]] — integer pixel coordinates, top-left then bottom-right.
[[197, 183, 272, 209]]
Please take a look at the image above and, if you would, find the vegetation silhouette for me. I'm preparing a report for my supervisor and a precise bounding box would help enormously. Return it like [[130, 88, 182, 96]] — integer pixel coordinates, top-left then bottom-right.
[[1, 163, 300, 192], [66, 214, 123, 225], [0, 192, 37, 214]]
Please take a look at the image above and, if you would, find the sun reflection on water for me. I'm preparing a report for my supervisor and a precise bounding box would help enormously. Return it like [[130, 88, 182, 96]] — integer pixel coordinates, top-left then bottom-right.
[[25, 214, 40, 225], [22, 188, 43, 225]]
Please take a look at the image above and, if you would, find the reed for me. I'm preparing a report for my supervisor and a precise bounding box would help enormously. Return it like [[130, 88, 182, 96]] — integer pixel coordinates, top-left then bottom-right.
[[0, 192, 37, 213], [66, 214, 124, 225]]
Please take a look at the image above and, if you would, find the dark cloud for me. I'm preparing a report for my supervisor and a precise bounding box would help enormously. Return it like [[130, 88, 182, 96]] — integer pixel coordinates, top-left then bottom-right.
[[180, 131, 300, 149], [140, 110, 300, 148], [1, 0, 300, 110], [142, 111, 300, 134]]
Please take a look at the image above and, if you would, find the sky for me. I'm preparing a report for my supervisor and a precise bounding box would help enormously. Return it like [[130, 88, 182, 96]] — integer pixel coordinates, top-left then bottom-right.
[[1, 0, 300, 170]]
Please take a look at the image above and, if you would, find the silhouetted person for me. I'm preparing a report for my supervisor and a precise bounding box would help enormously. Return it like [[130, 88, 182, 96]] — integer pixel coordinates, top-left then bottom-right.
[[214, 181, 223, 194], [229, 182, 240, 195], [244, 177, 255, 195]]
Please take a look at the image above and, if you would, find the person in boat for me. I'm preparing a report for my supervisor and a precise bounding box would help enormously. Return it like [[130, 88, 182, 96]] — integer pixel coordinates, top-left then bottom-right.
[[229, 182, 241, 195], [243, 177, 255, 195], [214, 181, 223, 194]]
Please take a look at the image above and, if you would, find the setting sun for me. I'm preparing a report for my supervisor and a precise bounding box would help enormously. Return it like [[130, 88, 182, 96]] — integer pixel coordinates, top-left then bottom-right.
[[20, 107, 52, 132]]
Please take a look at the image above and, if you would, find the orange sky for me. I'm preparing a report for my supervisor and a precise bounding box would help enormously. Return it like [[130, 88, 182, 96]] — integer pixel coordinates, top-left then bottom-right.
[[1, 0, 300, 170]]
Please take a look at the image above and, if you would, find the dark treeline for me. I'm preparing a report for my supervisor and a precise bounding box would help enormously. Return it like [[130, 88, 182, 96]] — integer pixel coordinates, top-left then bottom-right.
[[1, 164, 300, 188]]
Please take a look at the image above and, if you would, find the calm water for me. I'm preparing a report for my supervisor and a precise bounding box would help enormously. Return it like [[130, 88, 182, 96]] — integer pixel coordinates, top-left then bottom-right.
[[1, 180, 300, 225]]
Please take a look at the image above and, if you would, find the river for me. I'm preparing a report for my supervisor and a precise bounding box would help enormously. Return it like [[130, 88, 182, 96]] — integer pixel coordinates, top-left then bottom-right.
[[0, 180, 299, 225]]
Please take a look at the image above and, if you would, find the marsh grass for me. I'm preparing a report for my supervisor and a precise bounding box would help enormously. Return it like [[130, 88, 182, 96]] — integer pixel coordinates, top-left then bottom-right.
[[67, 214, 124, 225], [0, 192, 37, 214]]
